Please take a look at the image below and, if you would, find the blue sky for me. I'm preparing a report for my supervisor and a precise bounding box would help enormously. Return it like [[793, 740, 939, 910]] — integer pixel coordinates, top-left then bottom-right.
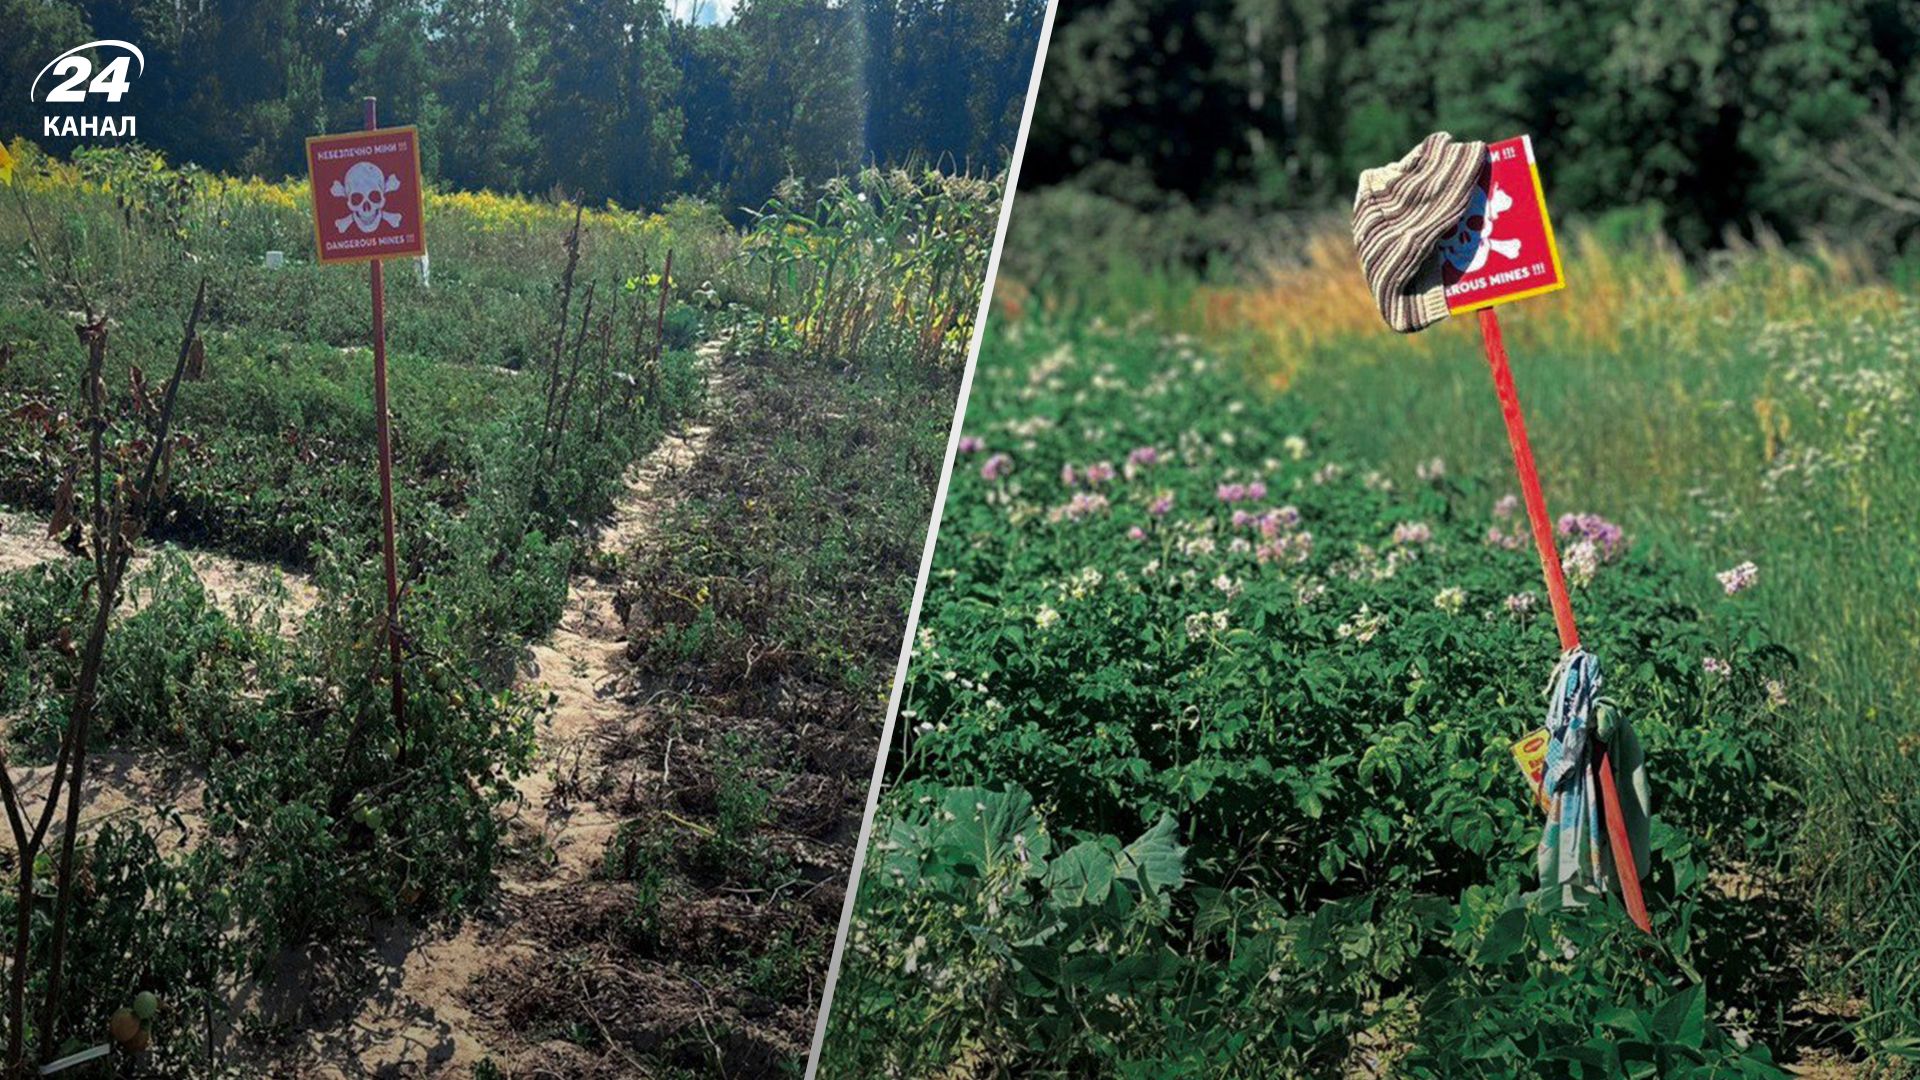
[[669, 0, 736, 24]]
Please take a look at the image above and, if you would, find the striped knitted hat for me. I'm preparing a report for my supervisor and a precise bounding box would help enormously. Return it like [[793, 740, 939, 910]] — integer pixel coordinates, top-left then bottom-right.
[[1352, 132, 1488, 333]]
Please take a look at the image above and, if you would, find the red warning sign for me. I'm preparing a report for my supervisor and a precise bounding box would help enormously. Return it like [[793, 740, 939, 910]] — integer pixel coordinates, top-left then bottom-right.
[[305, 126, 426, 265], [1440, 135, 1564, 313]]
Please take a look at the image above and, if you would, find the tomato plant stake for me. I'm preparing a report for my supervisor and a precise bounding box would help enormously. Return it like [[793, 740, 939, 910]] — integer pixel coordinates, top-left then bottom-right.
[[1477, 306, 1650, 934], [365, 96, 406, 748], [653, 248, 673, 367]]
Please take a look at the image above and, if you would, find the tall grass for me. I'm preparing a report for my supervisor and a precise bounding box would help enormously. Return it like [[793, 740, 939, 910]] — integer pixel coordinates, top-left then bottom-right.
[[997, 221, 1920, 1060]]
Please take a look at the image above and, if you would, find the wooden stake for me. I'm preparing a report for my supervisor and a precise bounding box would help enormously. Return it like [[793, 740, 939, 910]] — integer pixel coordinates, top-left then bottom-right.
[[1477, 307, 1650, 934], [653, 248, 673, 367]]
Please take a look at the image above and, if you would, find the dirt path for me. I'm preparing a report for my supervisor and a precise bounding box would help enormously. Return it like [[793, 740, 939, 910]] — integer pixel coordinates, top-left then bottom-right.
[[0, 344, 737, 1076], [273, 339, 728, 1079]]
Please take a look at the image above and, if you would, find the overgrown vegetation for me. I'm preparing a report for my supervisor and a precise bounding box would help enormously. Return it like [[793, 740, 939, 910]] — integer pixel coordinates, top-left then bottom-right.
[[0, 136, 1001, 1075], [0, 141, 718, 1073], [1258, 230, 1920, 1072], [822, 223, 1919, 1075], [465, 168, 996, 1076]]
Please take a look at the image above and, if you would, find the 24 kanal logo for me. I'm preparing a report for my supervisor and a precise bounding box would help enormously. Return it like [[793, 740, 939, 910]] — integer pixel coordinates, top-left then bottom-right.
[[30, 40, 144, 138]]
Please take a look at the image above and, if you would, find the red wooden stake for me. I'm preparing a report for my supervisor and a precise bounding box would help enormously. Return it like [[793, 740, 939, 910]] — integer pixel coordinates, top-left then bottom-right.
[[366, 96, 406, 748], [1477, 307, 1650, 934]]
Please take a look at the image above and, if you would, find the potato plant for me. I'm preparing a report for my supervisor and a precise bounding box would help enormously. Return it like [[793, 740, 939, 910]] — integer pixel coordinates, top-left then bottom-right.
[[826, 322, 1799, 1076]]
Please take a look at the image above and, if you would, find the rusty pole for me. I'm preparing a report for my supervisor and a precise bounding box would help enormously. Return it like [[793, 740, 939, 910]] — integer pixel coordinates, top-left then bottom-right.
[[366, 96, 406, 750]]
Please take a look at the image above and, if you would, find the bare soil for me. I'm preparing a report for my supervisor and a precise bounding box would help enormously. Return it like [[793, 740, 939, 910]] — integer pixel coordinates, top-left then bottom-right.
[[0, 513, 315, 861]]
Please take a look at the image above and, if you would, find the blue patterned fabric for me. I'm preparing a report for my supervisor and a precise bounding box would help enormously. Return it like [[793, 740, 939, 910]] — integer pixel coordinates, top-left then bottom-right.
[[1534, 649, 1650, 908]]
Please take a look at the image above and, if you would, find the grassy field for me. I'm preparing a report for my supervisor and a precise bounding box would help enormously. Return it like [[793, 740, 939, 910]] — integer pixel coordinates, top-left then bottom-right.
[[1245, 232, 1920, 1073], [820, 219, 1918, 1076], [0, 141, 992, 1076]]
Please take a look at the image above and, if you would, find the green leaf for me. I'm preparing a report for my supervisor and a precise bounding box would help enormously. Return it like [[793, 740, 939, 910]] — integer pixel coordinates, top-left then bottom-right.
[[1045, 840, 1116, 907], [936, 786, 1047, 876], [1474, 907, 1528, 967], [1652, 985, 1706, 1049], [1117, 814, 1185, 893], [1595, 1004, 1649, 1040]]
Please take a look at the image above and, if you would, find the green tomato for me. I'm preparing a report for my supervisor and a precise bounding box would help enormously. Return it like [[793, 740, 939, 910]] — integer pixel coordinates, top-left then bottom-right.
[[109, 1007, 138, 1043]]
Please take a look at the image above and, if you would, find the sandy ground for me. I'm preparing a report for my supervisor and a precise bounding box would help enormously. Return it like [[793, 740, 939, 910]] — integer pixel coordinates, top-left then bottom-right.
[[0, 513, 318, 864], [0, 342, 730, 1077], [0, 511, 319, 633]]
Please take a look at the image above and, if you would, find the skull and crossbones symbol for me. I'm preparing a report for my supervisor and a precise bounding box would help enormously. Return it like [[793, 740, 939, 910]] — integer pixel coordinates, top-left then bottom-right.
[[331, 162, 403, 234], [1438, 170, 1521, 280]]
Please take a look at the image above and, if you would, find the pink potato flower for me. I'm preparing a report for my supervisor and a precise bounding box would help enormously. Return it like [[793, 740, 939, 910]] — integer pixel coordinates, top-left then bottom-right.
[[1716, 560, 1758, 595]]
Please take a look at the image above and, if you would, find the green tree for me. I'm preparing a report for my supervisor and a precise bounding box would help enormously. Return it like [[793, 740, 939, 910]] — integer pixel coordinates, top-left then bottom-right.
[[612, 0, 688, 207], [7, 0, 1043, 213], [0, 0, 90, 148], [1026, 0, 1920, 257], [351, 0, 444, 173], [429, 0, 536, 192], [724, 0, 865, 200]]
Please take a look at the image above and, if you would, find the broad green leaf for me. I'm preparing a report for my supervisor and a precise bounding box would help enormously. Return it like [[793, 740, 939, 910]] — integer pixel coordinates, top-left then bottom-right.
[[1652, 985, 1706, 1049], [1045, 840, 1116, 907], [1114, 813, 1185, 893], [1474, 907, 1528, 967]]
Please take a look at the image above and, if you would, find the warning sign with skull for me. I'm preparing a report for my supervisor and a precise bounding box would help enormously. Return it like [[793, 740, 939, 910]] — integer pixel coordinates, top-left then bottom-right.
[[305, 125, 426, 264], [1438, 135, 1564, 313]]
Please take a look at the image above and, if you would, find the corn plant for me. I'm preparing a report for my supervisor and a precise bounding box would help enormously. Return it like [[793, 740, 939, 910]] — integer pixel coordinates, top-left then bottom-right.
[[739, 167, 1001, 368]]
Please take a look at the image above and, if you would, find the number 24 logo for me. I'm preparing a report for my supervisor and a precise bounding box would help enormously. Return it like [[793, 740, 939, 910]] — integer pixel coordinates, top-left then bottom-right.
[[30, 41, 145, 104]]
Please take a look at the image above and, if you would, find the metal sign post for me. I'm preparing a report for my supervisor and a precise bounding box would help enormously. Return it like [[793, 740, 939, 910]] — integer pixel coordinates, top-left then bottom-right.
[[364, 97, 406, 747], [1439, 133, 1648, 934], [305, 97, 421, 747]]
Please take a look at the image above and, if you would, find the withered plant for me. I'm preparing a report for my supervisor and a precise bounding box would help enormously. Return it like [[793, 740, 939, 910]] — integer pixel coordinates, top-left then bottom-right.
[[0, 281, 206, 1072]]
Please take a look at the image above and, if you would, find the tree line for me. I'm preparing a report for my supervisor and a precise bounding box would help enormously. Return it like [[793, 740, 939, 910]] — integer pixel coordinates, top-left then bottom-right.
[[2, 0, 1045, 215], [1027, 0, 1920, 257]]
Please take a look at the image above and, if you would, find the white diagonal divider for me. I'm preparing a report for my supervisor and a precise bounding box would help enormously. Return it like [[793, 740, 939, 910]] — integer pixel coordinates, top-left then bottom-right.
[[804, 2, 1065, 1072]]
